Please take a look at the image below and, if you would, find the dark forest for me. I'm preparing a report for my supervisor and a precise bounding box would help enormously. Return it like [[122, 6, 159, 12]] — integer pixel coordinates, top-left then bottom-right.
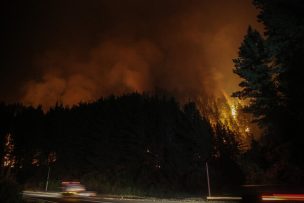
[[1, 0, 304, 202]]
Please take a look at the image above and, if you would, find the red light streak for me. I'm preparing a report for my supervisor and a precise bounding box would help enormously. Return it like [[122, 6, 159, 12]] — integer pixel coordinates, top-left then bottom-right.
[[262, 194, 304, 201]]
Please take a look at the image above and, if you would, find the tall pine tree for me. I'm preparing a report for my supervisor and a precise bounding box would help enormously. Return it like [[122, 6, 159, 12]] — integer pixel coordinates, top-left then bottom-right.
[[232, 27, 277, 131], [234, 1, 304, 184]]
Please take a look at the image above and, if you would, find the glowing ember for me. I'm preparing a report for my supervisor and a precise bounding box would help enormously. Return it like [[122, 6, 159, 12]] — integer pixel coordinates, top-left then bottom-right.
[[48, 152, 57, 164], [32, 152, 41, 166], [32, 158, 40, 166], [2, 133, 16, 168], [231, 104, 237, 119]]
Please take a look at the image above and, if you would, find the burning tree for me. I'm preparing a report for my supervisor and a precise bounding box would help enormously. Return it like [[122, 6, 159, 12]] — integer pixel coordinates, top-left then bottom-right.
[[196, 94, 258, 150], [1, 133, 16, 177]]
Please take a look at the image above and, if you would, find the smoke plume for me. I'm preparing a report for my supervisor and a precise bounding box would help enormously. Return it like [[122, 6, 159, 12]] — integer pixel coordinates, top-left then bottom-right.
[[1, 0, 261, 109]]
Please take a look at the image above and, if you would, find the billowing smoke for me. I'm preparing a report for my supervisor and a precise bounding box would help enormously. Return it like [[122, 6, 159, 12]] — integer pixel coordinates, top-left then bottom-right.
[[2, 0, 260, 109]]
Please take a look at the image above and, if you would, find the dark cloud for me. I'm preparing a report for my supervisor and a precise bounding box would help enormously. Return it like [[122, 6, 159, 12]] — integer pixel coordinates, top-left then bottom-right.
[[1, 0, 261, 109]]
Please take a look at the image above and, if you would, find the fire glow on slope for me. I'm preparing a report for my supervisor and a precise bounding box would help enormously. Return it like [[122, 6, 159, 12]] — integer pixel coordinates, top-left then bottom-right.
[[197, 91, 256, 148]]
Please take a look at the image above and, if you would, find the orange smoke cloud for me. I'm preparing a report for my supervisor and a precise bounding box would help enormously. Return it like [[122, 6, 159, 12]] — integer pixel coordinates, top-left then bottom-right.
[[18, 0, 261, 109]]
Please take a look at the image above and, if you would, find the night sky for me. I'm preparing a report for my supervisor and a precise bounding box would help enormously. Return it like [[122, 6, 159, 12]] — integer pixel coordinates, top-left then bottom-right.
[[1, 0, 260, 109]]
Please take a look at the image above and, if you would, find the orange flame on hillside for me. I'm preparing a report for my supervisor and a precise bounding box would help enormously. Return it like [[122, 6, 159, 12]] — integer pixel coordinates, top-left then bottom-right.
[[197, 91, 258, 149]]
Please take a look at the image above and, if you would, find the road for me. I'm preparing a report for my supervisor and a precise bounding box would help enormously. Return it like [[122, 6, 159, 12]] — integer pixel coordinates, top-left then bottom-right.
[[22, 191, 236, 203]]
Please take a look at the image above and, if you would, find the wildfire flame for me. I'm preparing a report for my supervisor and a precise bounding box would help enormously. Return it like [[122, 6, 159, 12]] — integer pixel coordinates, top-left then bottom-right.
[[231, 104, 237, 119], [197, 91, 257, 149], [3, 133, 16, 168]]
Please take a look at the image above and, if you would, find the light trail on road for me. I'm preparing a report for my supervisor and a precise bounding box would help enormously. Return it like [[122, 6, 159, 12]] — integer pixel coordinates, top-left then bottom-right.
[[23, 191, 218, 203], [262, 194, 304, 201]]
